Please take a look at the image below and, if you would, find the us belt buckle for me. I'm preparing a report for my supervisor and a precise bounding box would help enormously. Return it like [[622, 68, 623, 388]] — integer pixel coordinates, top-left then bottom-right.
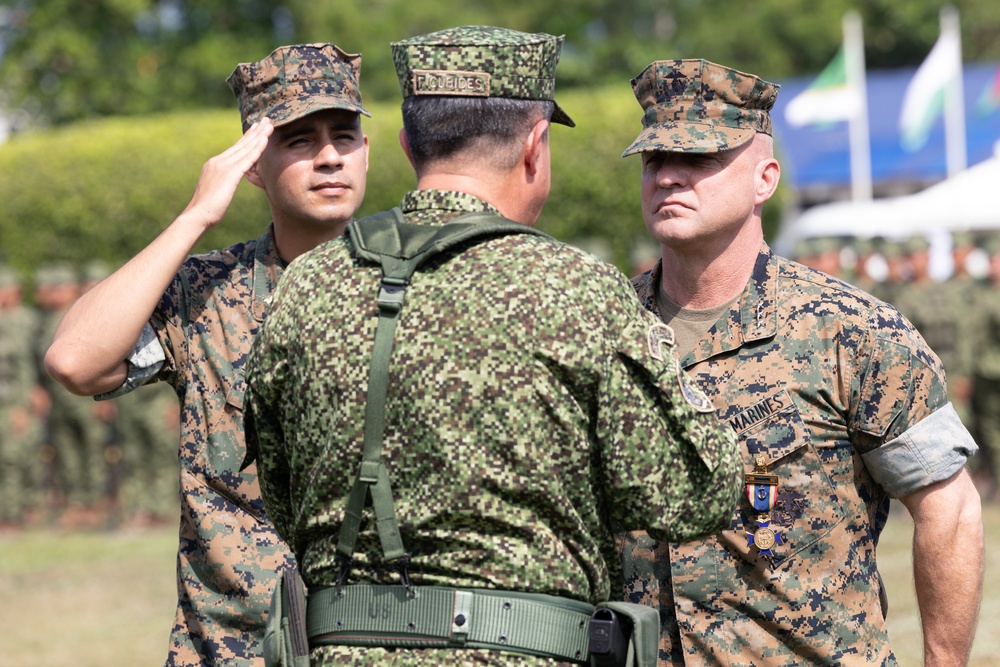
[[745, 454, 783, 562]]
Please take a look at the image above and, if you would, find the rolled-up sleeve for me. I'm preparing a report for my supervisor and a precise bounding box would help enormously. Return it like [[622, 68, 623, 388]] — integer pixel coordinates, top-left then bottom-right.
[[862, 402, 978, 498], [95, 322, 166, 400]]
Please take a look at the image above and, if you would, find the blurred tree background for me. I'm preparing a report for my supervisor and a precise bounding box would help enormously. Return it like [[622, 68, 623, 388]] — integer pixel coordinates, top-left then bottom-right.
[[5, 0, 1000, 129], [2, 0, 999, 275]]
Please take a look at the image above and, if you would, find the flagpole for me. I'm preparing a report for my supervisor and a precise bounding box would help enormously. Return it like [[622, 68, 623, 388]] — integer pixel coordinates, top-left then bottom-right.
[[843, 11, 872, 201], [941, 5, 967, 176]]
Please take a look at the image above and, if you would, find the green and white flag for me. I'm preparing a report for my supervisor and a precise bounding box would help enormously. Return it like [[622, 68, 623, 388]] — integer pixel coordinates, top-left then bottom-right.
[[785, 48, 863, 127], [899, 27, 962, 152], [786, 12, 873, 201]]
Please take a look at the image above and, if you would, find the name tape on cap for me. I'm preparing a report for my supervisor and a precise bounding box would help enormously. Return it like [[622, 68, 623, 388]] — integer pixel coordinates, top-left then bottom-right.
[[412, 70, 490, 97]]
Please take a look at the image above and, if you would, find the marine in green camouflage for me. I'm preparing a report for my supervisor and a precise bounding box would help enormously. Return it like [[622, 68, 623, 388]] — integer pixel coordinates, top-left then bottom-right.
[[246, 188, 742, 666], [969, 233, 1000, 496], [244, 25, 741, 666], [791, 236, 845, 280], [114, 375, 179, 522], [944, 232, 982, 429], [893, 237, 975, 428], [620, 58, 980, 666], [873, 237, 906, 307]]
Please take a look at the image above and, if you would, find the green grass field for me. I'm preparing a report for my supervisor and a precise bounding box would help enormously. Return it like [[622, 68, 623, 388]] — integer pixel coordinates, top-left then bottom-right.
[[1, 505, 997, 666]]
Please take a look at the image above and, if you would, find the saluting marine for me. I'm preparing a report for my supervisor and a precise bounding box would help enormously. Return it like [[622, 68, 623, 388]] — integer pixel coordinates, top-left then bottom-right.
[[45, 42, 372, 665]]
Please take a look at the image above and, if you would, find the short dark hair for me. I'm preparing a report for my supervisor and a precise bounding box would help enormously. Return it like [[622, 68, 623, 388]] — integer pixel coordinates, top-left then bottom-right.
[[402, 97, 553, 171]]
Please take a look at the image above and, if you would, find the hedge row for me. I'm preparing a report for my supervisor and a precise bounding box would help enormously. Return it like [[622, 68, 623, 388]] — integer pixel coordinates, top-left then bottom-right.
[[0, 85, 784, 282]]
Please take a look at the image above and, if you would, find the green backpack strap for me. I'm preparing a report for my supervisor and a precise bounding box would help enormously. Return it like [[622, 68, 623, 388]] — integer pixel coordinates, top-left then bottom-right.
[[334, 208, 551, 591]]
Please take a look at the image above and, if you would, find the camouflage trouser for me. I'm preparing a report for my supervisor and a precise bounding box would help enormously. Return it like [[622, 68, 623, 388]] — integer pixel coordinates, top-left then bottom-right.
[[0, 408, 41, 522], [971, 375, 1000, 487]]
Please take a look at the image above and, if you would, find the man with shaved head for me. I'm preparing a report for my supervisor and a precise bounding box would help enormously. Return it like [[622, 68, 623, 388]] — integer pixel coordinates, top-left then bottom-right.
[[620, 59, 984, 666]]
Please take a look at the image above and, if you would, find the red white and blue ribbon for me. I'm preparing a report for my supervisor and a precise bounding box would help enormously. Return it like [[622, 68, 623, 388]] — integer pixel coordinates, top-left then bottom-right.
[[745, 454, 782, 561]]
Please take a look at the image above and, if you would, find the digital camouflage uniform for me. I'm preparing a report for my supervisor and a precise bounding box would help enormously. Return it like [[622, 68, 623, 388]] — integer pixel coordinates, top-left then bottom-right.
[[244, 24, 740, 667], [624, 253, 976, 666], [618, 59, 978, 666], [111, 228, 295, 665], [0, 266, 42, 524], [96, 42, 374, 666], [245, 188, 742, 666]]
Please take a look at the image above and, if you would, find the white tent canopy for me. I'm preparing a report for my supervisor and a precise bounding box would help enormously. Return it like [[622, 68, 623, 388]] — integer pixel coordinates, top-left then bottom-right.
[[775, 144, 1000, 254]]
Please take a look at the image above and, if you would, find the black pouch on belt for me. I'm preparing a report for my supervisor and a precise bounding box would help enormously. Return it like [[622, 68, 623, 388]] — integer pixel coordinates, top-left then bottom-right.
[[588, 601, 659, 667]]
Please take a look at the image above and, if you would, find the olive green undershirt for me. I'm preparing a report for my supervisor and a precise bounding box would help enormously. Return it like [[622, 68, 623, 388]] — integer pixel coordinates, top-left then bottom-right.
[[655, 285, 735, 360]]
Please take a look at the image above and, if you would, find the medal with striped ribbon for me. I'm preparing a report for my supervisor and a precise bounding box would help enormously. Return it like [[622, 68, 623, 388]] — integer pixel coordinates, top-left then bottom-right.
[[745, 454, 783, 561]]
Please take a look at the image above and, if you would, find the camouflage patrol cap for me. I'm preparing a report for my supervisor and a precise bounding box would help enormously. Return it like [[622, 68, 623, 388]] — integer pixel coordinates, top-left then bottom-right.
[[35, 262, 78, 287], [228, 43, 371, 133], [809, 236, 843, 255], [879, 238, 905, 258], [391, 25, 575, 127], [622, 59, 779, 157], [852, 236, 874, 256], [952, 229, 977, 248], [904, 234, 931, 253], [82, 259, 111, 284]]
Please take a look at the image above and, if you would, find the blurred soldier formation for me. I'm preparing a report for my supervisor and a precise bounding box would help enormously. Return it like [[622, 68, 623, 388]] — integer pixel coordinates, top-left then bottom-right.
[[793, 228, 1000, 501], [0, 260, 178, 533]]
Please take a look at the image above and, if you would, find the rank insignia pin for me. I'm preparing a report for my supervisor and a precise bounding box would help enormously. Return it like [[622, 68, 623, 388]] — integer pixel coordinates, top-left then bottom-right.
[[747, 513, 783, 561]]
